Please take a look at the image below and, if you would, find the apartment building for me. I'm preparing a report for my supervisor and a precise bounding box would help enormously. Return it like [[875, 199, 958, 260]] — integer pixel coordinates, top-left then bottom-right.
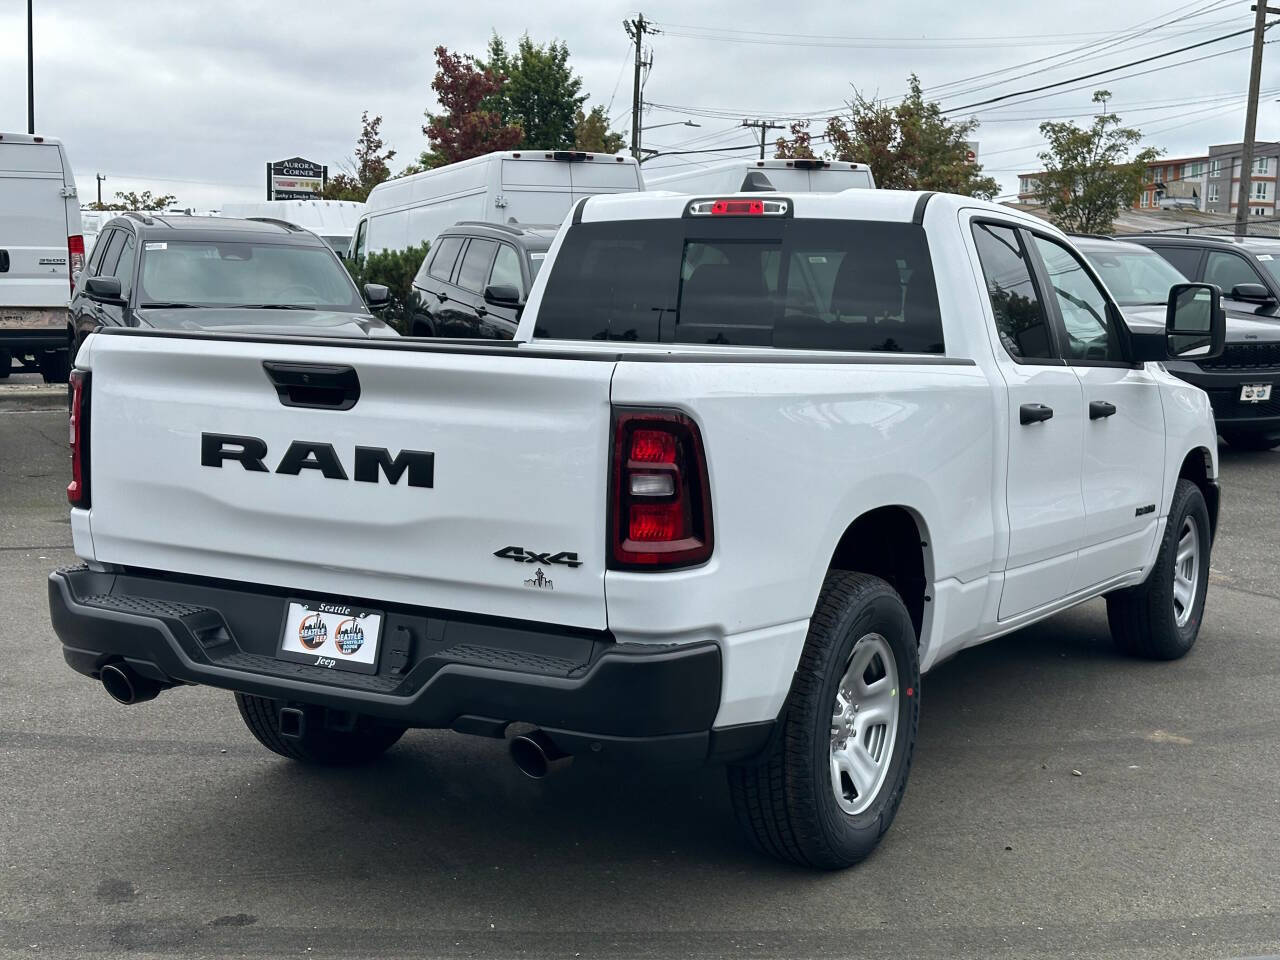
[[1017, 155, 1209, 211], [1202, 141, 1280, 217]]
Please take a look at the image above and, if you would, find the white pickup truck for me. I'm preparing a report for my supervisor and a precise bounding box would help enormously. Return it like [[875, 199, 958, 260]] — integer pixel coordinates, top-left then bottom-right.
[[49, 189, 1225, 869]]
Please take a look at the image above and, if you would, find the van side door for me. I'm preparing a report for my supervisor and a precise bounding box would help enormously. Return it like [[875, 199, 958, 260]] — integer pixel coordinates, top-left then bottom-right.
[[969, 218, 1088, 621]]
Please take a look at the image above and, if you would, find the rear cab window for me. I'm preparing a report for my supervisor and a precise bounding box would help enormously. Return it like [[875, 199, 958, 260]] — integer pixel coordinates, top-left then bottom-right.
[[534, 217, 945, 353]]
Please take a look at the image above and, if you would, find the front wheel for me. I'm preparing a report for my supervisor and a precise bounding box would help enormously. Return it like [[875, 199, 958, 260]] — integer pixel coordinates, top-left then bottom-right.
[[235, 693, 406, 765], [1106, 479, 1211, 660], [727, 572, 920, 869]]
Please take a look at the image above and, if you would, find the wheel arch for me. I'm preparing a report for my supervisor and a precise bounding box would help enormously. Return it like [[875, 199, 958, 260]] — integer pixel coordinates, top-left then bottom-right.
[[1177, 445, 1218, 541], [825, 505, 933, 641]]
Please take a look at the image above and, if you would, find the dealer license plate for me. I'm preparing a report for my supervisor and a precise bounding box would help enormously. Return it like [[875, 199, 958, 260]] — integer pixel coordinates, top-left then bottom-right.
[[278, 600, 383, 675], [1241, 383, 1272, 403]]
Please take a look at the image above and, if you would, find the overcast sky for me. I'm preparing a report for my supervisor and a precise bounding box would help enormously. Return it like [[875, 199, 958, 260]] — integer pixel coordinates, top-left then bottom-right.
[[0, 0, 1273, 209]]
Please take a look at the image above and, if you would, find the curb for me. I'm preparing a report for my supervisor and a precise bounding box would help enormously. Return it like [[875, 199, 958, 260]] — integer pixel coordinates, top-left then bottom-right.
[[0, 385, 66, 411]]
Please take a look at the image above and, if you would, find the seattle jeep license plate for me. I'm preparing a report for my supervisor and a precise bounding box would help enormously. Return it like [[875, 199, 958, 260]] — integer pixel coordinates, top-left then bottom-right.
[[1240, 383, 1272, 403], [278, 600, 383, 674]]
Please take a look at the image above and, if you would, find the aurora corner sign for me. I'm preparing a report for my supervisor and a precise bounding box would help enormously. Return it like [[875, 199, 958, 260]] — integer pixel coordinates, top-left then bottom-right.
[[267, 157, 327, 200]]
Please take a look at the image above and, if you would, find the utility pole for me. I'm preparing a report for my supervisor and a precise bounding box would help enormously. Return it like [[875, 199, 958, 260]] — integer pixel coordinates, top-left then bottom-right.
[[95, 174, 106, 207], [624, 14, 657, 160], [742, 119, 785, 160], [1234, 4, 1279, 237], [27, 0, 35, 134]]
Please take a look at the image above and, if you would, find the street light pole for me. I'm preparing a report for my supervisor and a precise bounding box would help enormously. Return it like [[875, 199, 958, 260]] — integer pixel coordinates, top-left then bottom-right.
[[27, 0, 36, 134]]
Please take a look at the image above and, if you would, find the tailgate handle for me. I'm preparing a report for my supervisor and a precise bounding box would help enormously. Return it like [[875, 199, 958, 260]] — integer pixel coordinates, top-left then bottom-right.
[[262, 361, 360, 411]]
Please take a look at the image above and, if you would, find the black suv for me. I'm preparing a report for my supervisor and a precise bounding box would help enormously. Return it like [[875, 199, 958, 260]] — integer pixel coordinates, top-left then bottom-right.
[[1100, 234, 1280, 450], [69, 214, 395, 362], [408, 222, 555, 339]]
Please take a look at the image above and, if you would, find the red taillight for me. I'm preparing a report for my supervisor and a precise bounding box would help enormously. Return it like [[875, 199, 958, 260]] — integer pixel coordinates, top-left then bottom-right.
[[68, 235, 85, 294], [711, 199, 764, 216], [68, 370, 90, 507], [610, 409, 712, 570]]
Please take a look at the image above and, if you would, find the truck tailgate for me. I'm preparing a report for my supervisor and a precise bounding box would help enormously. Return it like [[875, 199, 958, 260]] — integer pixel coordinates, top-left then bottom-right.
[[82, 333, 614, 630]]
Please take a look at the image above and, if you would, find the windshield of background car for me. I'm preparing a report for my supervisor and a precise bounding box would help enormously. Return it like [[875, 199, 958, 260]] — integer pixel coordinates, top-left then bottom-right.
[[534, 217, 944, 353], [1081, 246, 1188, 306], [137, 240, 363, 311]]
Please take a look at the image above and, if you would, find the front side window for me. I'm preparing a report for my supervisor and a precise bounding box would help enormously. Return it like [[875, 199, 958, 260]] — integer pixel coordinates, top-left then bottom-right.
[[1030, 236, 1124, 362], [1204, 251, 1264, 295], [137, 241, 363, 311], [114, 234, 137, 301], [488, 243, 523, 293], [535, 218, 944, 353], [971, 222, 1055, 361]]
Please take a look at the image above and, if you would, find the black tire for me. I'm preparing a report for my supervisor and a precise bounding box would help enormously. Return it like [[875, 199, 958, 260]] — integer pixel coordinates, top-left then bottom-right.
[[1222, 432, 1280, 452], [1106, 479, 1211, 660], [726, 572, 920, 869], [235, 693, 406, 765], [39, 349, 69, 384]]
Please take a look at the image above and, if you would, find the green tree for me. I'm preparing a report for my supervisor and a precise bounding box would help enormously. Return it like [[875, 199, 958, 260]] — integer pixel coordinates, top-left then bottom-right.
[[788, 75, 998, 198], [323, 111, 396, 202], [421, 45, 523, 168], [90, 189, 177, 211], [573, 105, 626, 154], [483, 34, 586, 150], [1033, 90, 1161, 234], [343, 242, 430, 334]]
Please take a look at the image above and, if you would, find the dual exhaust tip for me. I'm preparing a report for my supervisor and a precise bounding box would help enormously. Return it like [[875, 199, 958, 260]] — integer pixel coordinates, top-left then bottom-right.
[[100, 663, 574, 779]]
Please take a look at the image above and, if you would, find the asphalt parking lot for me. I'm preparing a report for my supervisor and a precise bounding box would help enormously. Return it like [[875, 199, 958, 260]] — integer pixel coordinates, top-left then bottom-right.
[[1, 406, 1277, 960]]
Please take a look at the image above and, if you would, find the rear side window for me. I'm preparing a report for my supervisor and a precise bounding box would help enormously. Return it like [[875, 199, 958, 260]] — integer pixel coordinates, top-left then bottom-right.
[[1147, 245, 1202, 280], [424, 236, 464, 283], [534, 218, 945, 353], [455, 239, 496, 294], [98, 230, 127, 279], [971, 222, 1055, 360]]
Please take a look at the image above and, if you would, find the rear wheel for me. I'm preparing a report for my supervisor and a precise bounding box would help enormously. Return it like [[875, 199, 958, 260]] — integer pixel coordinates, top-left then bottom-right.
[[727, 572, 920, 869], [235, 693, 406, 765], [1106, 479, 1211, 660], [1222, 432, 1280, 452]]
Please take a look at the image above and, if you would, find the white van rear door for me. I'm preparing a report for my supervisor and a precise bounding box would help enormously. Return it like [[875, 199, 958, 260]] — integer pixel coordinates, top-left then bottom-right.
[[0, 142, 70, 308]]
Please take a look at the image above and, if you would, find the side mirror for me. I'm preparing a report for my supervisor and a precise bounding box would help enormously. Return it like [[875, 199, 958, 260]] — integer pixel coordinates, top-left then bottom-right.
[[363, 283, 390, 309], [483, 283, 522, 308], [1229, 282, 1274, 304], [1166, 282, 1226, 360], [84, 275, 123, 304]]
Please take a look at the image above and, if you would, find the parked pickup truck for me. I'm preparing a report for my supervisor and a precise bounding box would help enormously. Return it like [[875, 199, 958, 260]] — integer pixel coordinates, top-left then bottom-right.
[[49, 190, 1225, 869]]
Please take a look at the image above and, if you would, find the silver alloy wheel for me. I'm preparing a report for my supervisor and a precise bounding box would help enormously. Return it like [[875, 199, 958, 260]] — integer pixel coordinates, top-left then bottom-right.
[[830, 632, 899, 816], [1172, 517, 1200, 628]]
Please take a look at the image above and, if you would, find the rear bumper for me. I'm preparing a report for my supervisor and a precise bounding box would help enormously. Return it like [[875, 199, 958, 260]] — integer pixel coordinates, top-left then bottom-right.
[[48, 567, 767, 764], [0, 326, 65, 353]]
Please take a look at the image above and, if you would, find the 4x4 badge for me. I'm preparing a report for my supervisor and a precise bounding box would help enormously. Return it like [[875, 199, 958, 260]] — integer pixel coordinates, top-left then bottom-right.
[[494, 545, 582, 568]]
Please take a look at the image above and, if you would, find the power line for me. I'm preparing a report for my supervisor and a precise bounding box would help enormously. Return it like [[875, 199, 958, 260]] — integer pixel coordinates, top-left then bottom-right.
[[941, 22, 1270, 115]]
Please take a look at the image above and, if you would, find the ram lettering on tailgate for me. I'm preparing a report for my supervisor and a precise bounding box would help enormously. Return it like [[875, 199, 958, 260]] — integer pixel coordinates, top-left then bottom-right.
[[200, 433, 434, 488]]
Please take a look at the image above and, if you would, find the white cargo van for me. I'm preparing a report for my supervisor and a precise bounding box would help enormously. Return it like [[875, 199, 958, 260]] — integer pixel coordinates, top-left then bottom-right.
[[351, 151, 643, 261], [219, 199, 365, 254], [646, 157, 875, 195], [0, 133, 83, 381]]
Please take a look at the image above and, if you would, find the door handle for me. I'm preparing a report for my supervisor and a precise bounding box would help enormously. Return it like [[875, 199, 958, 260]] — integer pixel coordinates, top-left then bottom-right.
[[1089, 400, 1117, 420], [475, 305, 487, 317], [1019, 403, 1054, 425], [435, 291, 448, 303], [0, 250, 9, 272]]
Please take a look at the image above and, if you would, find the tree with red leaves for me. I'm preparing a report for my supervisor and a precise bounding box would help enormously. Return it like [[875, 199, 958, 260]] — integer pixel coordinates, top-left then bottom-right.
[[421, 46, 523, 168]]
